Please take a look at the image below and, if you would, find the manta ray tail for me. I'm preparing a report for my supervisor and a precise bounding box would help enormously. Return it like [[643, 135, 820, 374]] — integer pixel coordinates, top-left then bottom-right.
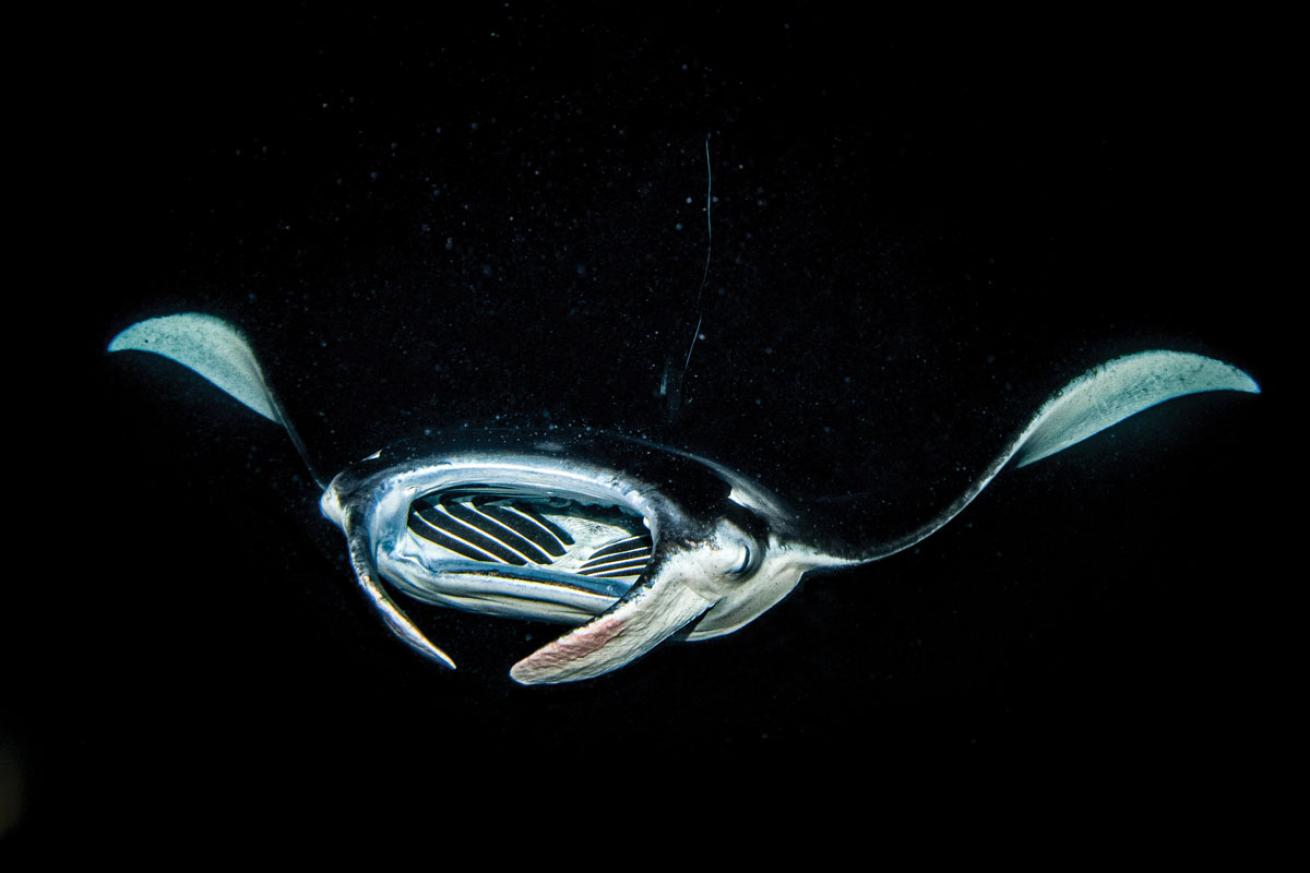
[[861, 350, 1260, 562], [108, 313, 324, 488]]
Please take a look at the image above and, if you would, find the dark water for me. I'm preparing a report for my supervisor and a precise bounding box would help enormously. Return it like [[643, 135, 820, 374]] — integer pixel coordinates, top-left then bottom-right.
[[9, 5, 1290, 838]]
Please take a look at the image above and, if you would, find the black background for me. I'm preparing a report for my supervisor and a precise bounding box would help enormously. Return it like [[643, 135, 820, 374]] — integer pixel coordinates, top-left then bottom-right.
[[7, 4, 1292, 838]]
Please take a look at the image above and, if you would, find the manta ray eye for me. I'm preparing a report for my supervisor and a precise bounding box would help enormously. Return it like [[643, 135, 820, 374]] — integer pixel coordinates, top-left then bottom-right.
[[714, 518, 761, 577], [731, 544, 753, 575]]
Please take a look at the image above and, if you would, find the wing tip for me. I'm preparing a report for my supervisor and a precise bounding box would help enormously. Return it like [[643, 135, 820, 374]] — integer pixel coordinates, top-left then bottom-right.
[[107, 322, 153, 354], [107, 312, 227, 354], [1191, 352, 1260, 396]]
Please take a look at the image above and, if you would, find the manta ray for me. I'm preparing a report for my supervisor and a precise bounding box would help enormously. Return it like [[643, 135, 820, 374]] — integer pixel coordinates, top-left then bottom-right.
[[108, 313, 1259, 685]]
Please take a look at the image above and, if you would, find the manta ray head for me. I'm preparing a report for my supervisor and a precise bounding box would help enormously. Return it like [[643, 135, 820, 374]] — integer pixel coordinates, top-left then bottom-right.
[[683, 530, 852, 642], [307, 439, 845, 683], [506, 491, 851, 685]]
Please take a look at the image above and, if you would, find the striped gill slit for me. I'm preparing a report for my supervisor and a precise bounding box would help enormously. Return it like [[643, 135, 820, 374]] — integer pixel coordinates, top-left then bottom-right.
[[408, 492, 654, 581]]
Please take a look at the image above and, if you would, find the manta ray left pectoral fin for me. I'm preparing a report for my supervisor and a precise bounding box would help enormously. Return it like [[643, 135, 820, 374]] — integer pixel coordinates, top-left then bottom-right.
[[344, 521, 456, 670], [108, 312, 324, 487], [510, 554, 715, 685], [109, 313, 282, 423]]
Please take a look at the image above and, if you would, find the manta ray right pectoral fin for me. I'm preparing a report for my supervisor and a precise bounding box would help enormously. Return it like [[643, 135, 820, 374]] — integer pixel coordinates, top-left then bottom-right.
[[862, 350, 1260, 561], [510, 553, 715, 685], [1009, 350, 1260, 468], [345, 521, 456, 670]]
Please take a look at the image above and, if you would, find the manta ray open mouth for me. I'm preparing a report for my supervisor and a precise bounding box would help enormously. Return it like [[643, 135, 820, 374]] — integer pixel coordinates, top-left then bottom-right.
[[389, 485, 655, 618]]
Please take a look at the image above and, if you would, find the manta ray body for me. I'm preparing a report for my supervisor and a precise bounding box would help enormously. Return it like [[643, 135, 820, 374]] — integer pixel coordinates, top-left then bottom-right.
[[109, 313, 1259, 684]]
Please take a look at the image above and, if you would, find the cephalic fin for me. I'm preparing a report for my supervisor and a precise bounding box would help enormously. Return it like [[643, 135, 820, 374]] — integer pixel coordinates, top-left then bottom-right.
[[510, 553, 714, 685], [345, 517, 456, 670], [861, 350, 1259, 561]]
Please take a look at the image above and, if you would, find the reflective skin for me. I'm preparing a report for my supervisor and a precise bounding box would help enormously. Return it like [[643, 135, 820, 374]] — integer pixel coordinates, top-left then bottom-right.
[[109, 313, 1260, 684]]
